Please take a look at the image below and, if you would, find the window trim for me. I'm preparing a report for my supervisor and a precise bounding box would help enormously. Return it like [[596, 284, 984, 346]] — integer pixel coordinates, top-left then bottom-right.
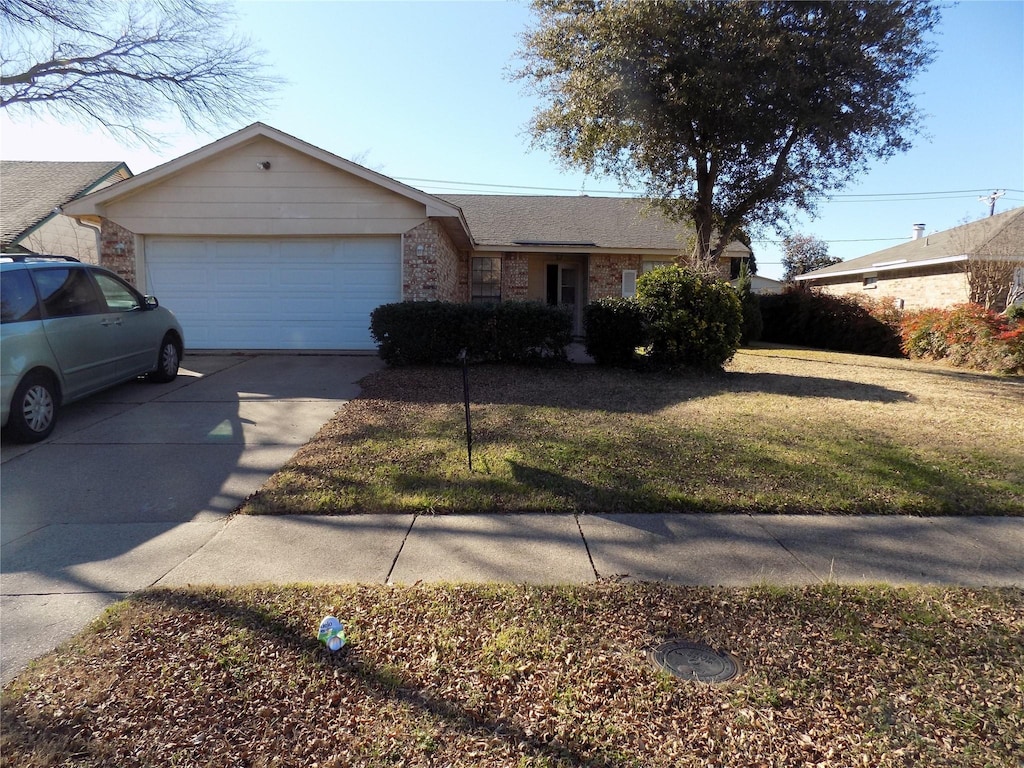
[[470, 255, 502, 303]]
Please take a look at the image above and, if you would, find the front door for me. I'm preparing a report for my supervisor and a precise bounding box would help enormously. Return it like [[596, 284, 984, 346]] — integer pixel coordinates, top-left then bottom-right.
[[546, 263, 582, 335]]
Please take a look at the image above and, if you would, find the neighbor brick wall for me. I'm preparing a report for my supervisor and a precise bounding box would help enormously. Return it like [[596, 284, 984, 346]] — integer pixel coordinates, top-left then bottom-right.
[[98, 218, 136, 283], [403, 220, 460, 301], [816, 265, 970, 310]]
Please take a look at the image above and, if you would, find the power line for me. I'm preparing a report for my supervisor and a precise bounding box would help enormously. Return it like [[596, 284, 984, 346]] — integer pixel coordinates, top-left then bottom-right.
[[395, 175, 1024, 202]]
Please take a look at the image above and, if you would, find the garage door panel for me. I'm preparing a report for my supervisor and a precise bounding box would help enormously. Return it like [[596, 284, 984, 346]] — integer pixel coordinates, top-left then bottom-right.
[[146, 236, 399, 350]]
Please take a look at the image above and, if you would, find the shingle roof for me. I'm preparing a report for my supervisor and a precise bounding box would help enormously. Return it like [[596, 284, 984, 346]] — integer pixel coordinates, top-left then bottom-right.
[[439, 194, 749, 254], [1, 160, 130, 249], [797, 206, 1024, 280]]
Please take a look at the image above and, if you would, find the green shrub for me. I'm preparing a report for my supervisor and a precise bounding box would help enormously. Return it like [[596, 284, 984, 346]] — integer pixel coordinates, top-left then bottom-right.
[[900, 303, 1023, 374], [491, 301, 573, 363], [635, 265, 742, 369], [735, 261, 763, 344], [582, 298, 646, 367], [760, 289, 903, 357], [369, 301, 571, 365]]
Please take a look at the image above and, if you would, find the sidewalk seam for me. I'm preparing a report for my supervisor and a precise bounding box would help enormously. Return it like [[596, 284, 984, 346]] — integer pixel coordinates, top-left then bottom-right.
[[574, 514, 599, 581], [385, 513, 419, 585], [747, 514, 825, 585]]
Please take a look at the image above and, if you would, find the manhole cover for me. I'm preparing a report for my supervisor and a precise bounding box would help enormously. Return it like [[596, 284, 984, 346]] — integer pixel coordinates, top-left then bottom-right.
[[649, 640, 741, 684]]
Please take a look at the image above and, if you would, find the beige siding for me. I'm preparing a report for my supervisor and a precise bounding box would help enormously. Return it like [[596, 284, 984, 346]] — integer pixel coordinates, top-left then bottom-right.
[[20, 216, 100, 262], [99, 136, 428, 236], [816, 265, 970, 309]]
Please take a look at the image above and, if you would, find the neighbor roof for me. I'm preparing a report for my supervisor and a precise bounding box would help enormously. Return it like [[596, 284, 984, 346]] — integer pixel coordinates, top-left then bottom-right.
[[441, 194, 750, 255], [1, 160, 130, 250], [797, 206, 1024, 281]]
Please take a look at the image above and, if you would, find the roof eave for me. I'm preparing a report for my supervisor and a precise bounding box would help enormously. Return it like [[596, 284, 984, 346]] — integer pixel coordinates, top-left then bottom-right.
[[795, 253, 970, 281]]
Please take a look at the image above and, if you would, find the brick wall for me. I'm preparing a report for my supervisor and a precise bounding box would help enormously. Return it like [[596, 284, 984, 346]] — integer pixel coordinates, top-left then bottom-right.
[[402, 220, 460, 301], [99, 219, 136, 283], [501, 252, 530, 300], [589, 253, 643, 300], [816, 264, 970, 309]]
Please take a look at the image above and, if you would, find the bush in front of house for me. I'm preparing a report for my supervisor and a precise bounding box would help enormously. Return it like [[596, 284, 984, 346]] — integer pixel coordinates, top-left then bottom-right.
[[635, 265, 743, 369], [490, 301, 573, 362], [900, 303, 1024, 374], [759, 289, 903, 357], [369, 301, 571, 365], [735, 261, 763, 344], [582, 298, 647, 367]]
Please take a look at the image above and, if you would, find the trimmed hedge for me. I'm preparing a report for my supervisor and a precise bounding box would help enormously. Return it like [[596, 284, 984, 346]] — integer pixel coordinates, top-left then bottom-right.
[[369, 301, 572, 365], [636, 266, 743, 369], [759, 289, 903, 357], [582, 298, 646, 367], [583, 267, 742, 370]]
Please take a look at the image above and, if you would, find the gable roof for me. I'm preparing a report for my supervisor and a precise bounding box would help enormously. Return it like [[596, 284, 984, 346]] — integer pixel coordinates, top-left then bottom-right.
[[796, 206, 1024, 281], [63, 122, 468, 223], [440, 194, 751, 256], [1, 160, 130, 250]]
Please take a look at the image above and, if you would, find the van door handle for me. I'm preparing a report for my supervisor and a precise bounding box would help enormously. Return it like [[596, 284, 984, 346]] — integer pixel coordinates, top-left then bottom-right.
[[101, 318, 123, 327]]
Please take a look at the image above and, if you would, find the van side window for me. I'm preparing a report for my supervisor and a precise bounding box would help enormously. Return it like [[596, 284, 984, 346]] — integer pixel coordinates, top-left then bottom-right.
[[31, 268, 105, 317], [0, 270, 41, 323], [93, 271, 142, 312]]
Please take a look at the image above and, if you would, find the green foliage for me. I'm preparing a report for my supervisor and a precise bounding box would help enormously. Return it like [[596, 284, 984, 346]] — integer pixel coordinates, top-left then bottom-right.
[[635, 265, 742, 369], [899, 303, 1024, 374], [582, 298, 646, 367], [782, 234, 843, 281], [370, 301, 572, 365], [759, 290, 903, 357], [735, 261, 763, 344], [516, 0, 940, 263]]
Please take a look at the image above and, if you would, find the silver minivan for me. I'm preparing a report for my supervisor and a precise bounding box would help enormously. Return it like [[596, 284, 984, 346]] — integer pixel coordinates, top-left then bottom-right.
[[1, 256, 185, 442]]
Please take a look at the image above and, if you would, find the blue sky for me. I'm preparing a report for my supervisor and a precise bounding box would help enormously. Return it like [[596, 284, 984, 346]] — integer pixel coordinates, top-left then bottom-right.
[[2, 0, 1021, 280]]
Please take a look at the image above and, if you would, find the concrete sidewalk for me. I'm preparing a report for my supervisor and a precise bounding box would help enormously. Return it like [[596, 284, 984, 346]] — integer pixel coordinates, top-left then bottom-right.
[[157, 512, 1024, 588]]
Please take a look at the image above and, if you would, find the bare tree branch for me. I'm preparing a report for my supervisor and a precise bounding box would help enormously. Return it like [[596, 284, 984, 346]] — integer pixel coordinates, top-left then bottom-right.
[[1, 0, 283, 146]]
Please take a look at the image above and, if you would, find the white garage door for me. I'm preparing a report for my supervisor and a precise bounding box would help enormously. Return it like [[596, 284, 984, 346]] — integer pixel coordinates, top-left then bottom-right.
[[145, 237, 401, 350]]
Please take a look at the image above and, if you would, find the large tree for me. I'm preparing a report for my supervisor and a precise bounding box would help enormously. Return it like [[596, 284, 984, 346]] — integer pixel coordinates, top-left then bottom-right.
[[1, 0, 280, 145], [516, 0, 940, 269], [781, 234, 841, 281]]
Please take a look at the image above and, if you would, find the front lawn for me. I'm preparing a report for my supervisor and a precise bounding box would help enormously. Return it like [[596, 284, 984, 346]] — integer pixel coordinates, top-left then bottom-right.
[[2, 584, 1021, 767], [245, 347, 1024, 516]]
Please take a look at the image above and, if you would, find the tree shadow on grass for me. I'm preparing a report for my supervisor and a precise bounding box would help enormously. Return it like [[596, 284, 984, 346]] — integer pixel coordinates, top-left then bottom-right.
[[362, 365, 914, 414], [0, 588, 624, 768]]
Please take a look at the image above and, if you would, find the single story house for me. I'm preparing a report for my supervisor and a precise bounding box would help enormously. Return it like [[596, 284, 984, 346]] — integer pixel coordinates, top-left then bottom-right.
[[731, 274, 784, 295], [62, 123, 750, 350], [1, 160, 133, 260], [795, 208, 1024, 311]]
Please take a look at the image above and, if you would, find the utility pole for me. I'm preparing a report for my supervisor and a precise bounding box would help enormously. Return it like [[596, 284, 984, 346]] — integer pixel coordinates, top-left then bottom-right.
[[978, 190, 1005, 217]]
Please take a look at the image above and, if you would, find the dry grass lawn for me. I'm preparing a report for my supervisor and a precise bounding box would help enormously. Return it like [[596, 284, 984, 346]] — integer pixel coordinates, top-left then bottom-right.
[[245, 346, 1024, 516], [2, 584, 1021, 767]]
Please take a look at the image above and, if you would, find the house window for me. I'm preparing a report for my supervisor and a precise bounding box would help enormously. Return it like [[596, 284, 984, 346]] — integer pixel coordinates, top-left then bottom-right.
[[622, 269, 638, 298], [863, 274, 878, 289], [471, 256, 501, 302]]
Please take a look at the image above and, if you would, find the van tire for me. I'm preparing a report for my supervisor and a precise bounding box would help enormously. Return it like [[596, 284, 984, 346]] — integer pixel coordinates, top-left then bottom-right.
[[7, 371, 58, 442]]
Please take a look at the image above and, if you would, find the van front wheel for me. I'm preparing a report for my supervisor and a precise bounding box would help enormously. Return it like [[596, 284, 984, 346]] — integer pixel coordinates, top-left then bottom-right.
[[7, 372, 58, 442]]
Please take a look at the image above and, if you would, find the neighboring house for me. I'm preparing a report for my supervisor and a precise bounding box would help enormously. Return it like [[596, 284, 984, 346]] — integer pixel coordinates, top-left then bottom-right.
[[62, 122, 750, 351], [730, 274, 784, 295], [795, 208, 1024, 311], [0, 160, 133, 263]]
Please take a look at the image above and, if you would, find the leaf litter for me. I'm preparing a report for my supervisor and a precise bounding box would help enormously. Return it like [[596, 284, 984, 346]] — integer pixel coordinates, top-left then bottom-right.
[[2, 583, 1021, 767]]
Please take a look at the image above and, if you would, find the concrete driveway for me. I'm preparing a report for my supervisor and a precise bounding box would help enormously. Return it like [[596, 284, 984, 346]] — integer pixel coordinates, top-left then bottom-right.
[[0, 353, 381, 685]]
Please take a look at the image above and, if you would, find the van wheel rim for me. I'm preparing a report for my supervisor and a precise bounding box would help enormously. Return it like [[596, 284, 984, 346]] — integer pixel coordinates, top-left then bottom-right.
[[161, 344, 179, 374], [23, 385, 54, 432]]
